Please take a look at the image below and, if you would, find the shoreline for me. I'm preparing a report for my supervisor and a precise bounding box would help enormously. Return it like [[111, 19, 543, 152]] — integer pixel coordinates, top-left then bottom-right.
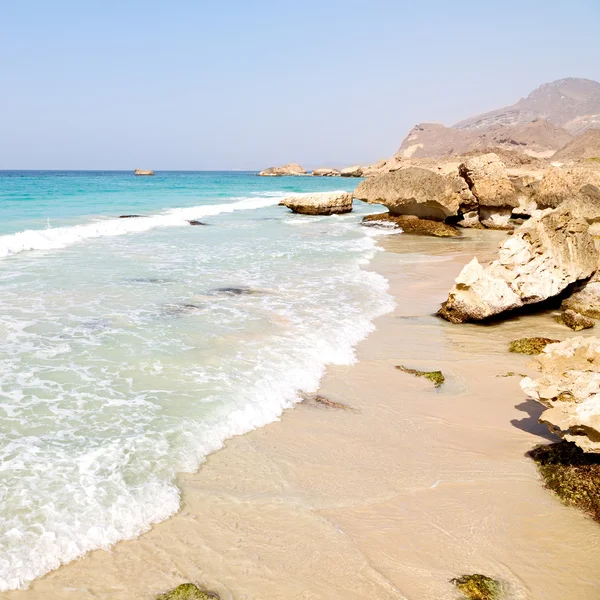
[[4, 229, 600, 600]]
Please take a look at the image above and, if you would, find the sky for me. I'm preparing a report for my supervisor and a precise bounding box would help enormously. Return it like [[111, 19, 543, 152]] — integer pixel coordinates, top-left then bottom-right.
[[1, 0, 599, 170]]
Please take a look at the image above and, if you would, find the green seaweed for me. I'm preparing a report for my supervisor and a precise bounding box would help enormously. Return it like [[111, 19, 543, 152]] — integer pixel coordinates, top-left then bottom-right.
[[508, 337, 560, 355], [396, 365, 445, 387], [496, 372, 528, 378], [157, 583, 220, 600], [528, 441, 600, 523], [450, 574, 501, 600]]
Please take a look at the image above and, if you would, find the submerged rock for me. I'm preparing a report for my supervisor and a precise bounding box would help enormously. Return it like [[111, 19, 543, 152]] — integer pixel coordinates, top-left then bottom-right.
[[556, 309, 595, 331], [188, 220, 208, 226], [353, 167, 460, 220], [259, 163, 306, 177], [362, 213, 460, 237], [156, 583, 219, 600], [396, 365, 445, 387], [528, 441, 600, 523], [438, 209, 599, 323], [208, 286, 261, 296], [450, 574, 501, 600], [279, 192, 352, 215], [509, 337, 560, 355], [134, 169, 154, 176], [521, 337, 600, 452], [120, 214, 145, 218]]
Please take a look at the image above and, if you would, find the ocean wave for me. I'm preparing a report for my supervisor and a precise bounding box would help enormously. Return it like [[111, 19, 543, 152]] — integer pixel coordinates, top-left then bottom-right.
[[0, 195, 286, 259]]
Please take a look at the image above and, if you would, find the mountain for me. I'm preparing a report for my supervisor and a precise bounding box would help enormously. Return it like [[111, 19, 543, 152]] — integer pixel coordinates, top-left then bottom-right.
[[455, 78, 600, 133], [396, 78, 600, 159], [553, 129, 600, 161]]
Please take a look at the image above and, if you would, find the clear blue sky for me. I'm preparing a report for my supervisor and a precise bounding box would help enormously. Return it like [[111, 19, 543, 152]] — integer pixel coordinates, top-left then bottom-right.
[[1, 0, 599, 170]]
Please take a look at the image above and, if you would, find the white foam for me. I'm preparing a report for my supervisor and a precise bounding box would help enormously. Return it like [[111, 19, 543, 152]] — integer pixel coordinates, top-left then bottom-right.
[[0, 195, 285, 259]]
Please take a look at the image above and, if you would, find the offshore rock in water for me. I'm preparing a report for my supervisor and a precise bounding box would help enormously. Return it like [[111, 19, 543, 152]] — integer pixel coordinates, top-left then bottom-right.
[[187, 220, 208, 226], [521, 337, 600, 453], [156, 583, 220, 600], [279, 192, 353, 215], [311, 167, 341, 177], [119, 214, 146, 218], [438, 208, 599, 323], [134, 169, 154, 176], [208, 286, 260, 296], [258, 163, 306, 176], [362, 213, 461, 237]]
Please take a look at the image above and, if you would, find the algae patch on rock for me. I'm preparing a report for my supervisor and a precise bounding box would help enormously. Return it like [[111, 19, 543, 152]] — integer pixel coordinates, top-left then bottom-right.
[[528, 441, 600, 523], [508, 337, 560, 355], [450, 574, 501, 600], [156, 583, 220, 600], [396, 365, 445, 387], [555, 309, 595, 331]]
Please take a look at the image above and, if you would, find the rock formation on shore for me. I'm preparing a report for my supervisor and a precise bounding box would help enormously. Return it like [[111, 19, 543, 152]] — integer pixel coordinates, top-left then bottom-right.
[[134, 169, 154, 176], [259, 163, 306, 177], [521, 337, 600, 453], [279, 192, 352, 215], [361, 213, 461, 237], [535, 167, 600, 208], [340, 165, 363, 177], [562, 270, 600, 319], [438, 208, 599, 323], [312, 168, 341, 177], [353, 167, 461, 221]]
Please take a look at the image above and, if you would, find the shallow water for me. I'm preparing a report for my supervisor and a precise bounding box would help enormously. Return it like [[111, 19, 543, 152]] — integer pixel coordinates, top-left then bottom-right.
[[0, 171, 394, 590]]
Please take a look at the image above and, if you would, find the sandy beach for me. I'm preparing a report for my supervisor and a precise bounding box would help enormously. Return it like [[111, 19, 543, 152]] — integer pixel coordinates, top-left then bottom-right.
[[4, 229, 600, 600]]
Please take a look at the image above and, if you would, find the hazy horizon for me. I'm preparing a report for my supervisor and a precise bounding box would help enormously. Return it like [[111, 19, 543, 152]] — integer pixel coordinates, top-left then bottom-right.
[[2, 0, 599, 170]]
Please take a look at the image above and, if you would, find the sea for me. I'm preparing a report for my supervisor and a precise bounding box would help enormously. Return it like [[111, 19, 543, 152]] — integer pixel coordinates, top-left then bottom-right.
[[0, 171, 395, 590]]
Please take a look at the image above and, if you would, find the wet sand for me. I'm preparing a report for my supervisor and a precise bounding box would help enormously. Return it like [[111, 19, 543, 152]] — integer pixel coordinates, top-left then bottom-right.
[[4, 229, 600, 600]]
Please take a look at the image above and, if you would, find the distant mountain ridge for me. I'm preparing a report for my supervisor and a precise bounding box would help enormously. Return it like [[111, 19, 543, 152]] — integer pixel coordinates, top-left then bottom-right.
[[396, 78, 600, 159]]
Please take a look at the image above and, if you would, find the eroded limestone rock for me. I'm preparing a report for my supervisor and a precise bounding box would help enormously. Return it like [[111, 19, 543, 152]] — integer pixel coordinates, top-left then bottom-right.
[[279, 192, 352, 215], [521, 337, 600, 453], [438, 209, 599, 323]]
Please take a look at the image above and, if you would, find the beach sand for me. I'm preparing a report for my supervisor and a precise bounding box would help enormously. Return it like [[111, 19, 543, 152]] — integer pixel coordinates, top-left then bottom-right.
[[4, 229, 600, 600]]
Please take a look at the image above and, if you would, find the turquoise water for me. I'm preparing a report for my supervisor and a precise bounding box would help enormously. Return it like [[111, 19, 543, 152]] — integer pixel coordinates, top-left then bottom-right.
[[0, 171, 394, 590]]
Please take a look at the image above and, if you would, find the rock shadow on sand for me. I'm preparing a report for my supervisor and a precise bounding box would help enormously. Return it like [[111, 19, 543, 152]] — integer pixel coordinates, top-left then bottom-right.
[[511, 399, 558, 442]]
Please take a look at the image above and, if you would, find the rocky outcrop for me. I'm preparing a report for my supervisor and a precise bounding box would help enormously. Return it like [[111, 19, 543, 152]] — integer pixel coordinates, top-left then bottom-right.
[[557, 309, 595, 331], [535, 166, 600, 208], [279, 192, 352, 215], [134, 169, 154, 176], [259, 163, 306, 177], [353, 167, 460, 221], [340, 165, 363, 177], [312, 168, 341, 177], [438, 209, 599, 323], [562, 270, 600, 318], [521, 337, 600, 453], [362, 213, 461, 237]]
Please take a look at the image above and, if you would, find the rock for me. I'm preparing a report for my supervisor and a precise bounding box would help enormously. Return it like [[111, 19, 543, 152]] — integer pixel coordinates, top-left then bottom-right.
[[509, 337, 561, 355], [353, 167, 460, 220], [119, 214, 145, 218], [156, 583, 219, 600], [557, 309, 595, 331], [362, 213, 460, 237], [562, 270, 600, 318], [528, 441, 600, 523], [134, 169, 154, 176], [188, 220, 208, 226], [438, 209, 599, 323], [449, 574, 501, 600], [458, 153, 518, 208], [279, 192, 352, 215], [396, 365, 445, 387], [561, 184, 600, 224], [535, 166, 600, 208], [312, 168, 341, 177], [340, 165, 363, 177], [479, 207, 514, 230], [259, 163, 306, 177], [521, 337, 600, 453]]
